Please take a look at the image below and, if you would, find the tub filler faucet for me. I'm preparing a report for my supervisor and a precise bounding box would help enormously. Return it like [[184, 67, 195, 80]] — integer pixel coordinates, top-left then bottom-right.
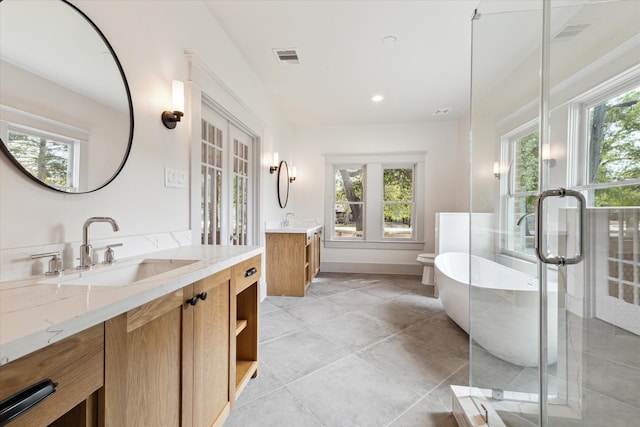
[[78, 216, 119, 269], [516, 213, 535, 226]]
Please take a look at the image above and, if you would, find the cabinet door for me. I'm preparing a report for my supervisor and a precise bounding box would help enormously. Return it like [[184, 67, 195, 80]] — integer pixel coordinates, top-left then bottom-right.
[[192, 270, 232, 427], [103, 290, 186, 427]]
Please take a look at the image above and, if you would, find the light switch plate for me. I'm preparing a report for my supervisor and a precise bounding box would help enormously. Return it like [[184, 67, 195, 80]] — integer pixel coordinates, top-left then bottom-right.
[[165, 167, 187, 188]]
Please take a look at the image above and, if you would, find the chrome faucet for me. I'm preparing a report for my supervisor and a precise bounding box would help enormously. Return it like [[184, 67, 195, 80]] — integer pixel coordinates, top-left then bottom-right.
[[282, 212, 295, 227], [78, 217, 119, 269]]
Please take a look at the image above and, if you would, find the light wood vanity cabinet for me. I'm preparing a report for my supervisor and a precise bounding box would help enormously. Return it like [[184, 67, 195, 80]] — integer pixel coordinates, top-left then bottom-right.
[[103, 269, 233, 427], [266, 228, 321, 297], [102, 256, 260, 427], [0, 324, 104, 427], [231, 255, 260, 400], [1, 254, 260, 427]]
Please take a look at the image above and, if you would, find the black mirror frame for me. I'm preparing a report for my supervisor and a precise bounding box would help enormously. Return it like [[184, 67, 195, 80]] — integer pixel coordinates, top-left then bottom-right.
[[0, 0, 134, 194], [277, 160, 289, 209]]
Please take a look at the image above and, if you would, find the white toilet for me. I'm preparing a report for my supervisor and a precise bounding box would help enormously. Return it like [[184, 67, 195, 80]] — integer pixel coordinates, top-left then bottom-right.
[[416, 253, 435, 285]]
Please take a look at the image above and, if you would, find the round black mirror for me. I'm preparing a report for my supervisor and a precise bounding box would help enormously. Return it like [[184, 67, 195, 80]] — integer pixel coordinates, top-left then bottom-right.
[[0, 0, 134, 193], [277, 160, 289, 209]]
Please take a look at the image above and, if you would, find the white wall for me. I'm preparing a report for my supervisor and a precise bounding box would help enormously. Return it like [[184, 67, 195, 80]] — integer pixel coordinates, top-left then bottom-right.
[[289, 121, 461, 273], [0, 1, 292, 261]]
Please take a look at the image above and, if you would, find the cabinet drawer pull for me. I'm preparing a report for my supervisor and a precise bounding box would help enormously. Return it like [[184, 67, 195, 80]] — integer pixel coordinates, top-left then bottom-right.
[[186, 292, 208, 306], [0, 379, 58, 426], [244, 267, 257, 277]]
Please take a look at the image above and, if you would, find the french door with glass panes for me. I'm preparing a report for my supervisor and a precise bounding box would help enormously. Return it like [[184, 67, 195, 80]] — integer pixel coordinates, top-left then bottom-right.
[[200, 103, 254, 246]]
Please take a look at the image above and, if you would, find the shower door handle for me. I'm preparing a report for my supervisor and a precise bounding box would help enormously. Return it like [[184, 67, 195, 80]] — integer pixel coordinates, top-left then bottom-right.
[[535, 188, 586, 266]]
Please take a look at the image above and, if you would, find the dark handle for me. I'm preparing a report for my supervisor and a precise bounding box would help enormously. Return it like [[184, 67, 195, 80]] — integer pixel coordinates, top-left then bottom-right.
[[186, 292, 208, 306], [0, 379, 57, 426], [244, 267, 257, 277]]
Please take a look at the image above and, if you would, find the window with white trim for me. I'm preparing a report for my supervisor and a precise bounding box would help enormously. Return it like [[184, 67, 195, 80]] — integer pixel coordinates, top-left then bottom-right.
[[577, 83, 640, 206], [324, 152, 424, 250], [570, 75, 640, 313], [4, 124, 79, 191], [500, 126, 539, 258]]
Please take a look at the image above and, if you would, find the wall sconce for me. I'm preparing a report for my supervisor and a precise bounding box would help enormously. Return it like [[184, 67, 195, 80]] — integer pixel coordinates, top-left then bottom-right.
[[269, 152, 279, 174], [161, 80, 184, 129], [289, 166, 297, 183], [493, 162, 501, 179], [542, 144, 556, 167]]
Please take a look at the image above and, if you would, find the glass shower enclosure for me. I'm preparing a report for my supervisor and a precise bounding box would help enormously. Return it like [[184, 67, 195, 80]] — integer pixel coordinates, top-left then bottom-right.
[[466, 1, 640, 425]]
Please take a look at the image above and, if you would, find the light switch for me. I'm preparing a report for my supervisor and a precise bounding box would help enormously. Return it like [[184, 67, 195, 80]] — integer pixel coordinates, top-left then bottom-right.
[[165, 167, 188, 188]]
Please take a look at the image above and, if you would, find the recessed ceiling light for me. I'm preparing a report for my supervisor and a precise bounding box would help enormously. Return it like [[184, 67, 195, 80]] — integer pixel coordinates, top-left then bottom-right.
[[382, 35, 397, 45], [372, 94, 384, 102]]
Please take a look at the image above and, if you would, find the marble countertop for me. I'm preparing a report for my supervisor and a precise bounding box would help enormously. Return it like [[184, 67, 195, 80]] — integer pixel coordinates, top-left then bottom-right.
[[0, 244, 263, 366], [264, 222, 323, 234]]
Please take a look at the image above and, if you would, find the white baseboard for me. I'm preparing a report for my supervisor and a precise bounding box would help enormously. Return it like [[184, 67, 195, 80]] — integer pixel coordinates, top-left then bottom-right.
[[320, 261, 423, 275]]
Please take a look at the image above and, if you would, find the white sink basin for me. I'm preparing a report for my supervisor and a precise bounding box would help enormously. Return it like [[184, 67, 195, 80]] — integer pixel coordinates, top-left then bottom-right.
[[39, 258, 199, 287]]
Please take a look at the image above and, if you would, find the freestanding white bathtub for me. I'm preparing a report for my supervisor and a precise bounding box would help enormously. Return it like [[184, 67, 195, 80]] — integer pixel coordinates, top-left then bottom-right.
[[434, 252, 557, 366]]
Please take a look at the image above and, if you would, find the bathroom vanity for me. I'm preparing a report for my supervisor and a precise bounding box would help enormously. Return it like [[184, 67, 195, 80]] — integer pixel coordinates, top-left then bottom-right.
[[0, 245, 261, 427], [265, 224, 322, 297]]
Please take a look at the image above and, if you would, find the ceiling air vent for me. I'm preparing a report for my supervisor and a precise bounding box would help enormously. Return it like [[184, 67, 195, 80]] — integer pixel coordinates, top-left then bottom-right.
[[552, 23, 591, 42], [432, 107, 453, 116], [273, 48, 301, 65]]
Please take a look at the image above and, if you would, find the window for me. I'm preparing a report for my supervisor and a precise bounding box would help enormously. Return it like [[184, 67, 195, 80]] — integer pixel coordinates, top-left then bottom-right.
[[334, 166, 365, 239], [5, 126, 78, 191], [324, 152, 424, 249], [572, 78, 640, 318], [383, 167, 414, 239], [583, 85, 640, 207], [501, 128, 539, 257]]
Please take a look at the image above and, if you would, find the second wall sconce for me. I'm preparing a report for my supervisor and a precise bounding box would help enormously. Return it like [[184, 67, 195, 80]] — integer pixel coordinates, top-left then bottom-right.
[[161, 80, 184, 129], [493, 162, 501, 179], [269, 152, 279, 174], [542, 144, 556, 167], [289, 166, 297, 183]]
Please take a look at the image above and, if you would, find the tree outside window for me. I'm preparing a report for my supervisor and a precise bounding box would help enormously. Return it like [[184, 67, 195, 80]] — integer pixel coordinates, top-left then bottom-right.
[[334, 167, 364, 238], [588, 86, 640, 207], [6, 129, 73, 190], [383, 167, 414, 239], [505, 131, 539, 256]]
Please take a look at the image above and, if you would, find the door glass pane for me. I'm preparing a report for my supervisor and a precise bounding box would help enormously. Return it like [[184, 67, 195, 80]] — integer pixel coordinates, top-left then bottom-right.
[[547, 2, 640, 426], [469, 4, 542, 426], [201, 119, 223, 245]]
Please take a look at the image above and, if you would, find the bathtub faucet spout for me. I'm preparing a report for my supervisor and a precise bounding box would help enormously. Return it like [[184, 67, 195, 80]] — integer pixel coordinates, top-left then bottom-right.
[[516, 213, 535, 226]]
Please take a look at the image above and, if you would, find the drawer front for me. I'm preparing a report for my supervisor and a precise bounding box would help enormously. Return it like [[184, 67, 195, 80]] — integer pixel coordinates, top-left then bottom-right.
[[0, 324, 104, 427], [233, 255, 261, 294]]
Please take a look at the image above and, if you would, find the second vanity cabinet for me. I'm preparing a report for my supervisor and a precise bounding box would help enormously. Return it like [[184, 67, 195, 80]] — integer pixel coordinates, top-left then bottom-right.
[[266, 227, 321, 297]]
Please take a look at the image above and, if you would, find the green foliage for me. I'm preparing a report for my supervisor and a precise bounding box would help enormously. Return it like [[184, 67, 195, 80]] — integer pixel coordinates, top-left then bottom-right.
[[383, 168, 413, 223], [335, 168, 363, 202], [591, 88, 640, 207], [7, 131, 69, 187], [517, 132, 539, 194]]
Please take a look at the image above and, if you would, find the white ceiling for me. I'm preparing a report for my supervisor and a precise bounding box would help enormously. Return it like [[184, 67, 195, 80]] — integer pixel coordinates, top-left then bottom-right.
[[204, 0, 481, 126]]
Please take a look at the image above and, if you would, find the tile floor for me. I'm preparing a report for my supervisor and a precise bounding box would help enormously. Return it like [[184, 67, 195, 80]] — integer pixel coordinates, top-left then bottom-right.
[[224, 272, 469, 427]]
